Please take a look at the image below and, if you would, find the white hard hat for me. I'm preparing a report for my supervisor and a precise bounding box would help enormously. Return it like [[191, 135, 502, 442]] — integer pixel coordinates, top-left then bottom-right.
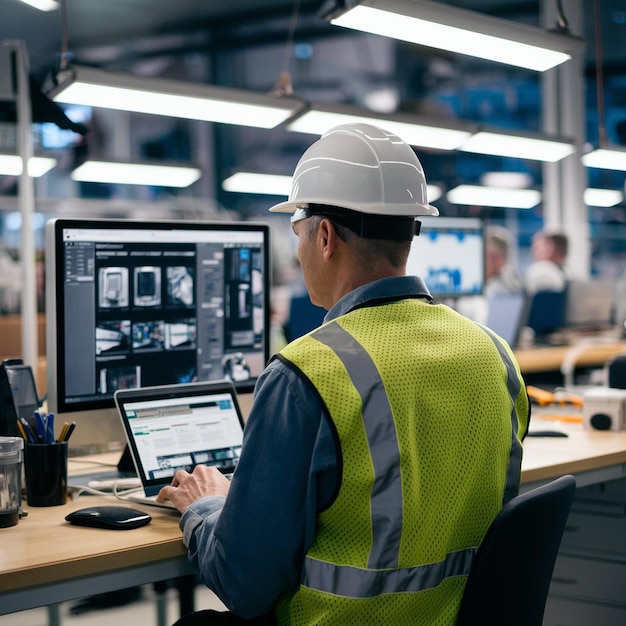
[[269, 123, 439, 218]]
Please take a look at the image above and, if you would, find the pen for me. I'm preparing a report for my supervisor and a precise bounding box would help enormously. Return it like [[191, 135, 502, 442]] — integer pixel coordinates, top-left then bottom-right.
[[57, 421, 70, 443], [16, 419, 29, 442], [62, 421, 76, 443], [18, 417, 37, 444]]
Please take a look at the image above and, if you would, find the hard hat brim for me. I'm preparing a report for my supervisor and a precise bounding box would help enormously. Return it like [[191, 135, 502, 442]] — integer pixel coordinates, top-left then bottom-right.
[[268, 199, 439, 217]]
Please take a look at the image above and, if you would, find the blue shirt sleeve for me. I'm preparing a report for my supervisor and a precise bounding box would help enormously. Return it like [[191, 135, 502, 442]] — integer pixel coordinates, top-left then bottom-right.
[[179, 359, 339, 619]]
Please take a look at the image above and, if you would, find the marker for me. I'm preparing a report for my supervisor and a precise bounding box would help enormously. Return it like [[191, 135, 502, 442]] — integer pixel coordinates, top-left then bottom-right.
[[62, 422, 76, 443], [57, 421, 70, 443], [46, 412, 55, 444], [34, 411, 46, 443]]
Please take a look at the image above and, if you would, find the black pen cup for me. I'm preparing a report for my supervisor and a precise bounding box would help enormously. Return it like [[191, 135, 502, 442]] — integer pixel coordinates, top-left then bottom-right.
[[24, 442, 68, 507]]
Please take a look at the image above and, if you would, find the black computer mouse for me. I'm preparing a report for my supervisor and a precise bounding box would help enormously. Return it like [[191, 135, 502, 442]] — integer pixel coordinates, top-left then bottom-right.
[[65, 506, 152, 530], [526, 430, 569, 438]]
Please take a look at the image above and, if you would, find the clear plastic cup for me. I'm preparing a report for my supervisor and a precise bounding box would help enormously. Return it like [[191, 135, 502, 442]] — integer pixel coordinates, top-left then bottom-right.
[[0, 436, 24, 528]]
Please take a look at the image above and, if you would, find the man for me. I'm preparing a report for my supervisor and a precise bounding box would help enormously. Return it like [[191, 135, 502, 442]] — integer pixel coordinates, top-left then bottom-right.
[[158, 123, 530, 625], [525, 230, 569, 294], [484, 225, 524, 296]]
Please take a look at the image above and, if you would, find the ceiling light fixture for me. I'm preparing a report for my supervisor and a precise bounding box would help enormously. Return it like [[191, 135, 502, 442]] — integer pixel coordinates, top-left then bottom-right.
[[71, 161, 201, 188], [584, 188, 623, 207], [17, 0, 59, 11], [0, 155, 56, 177], [426, 184, 443, 203], [322, 0, 583, 72], [286, 102, 473, 150], [447, 185, 541, 209], [222, 170, 444, 203], [582, 148, 626, 171], [46, 66, 304, 129], [480, 172, 534, 188], [222, 172, 293, 196], [461, 129, 575, 162], [582, 1, 626, 171]]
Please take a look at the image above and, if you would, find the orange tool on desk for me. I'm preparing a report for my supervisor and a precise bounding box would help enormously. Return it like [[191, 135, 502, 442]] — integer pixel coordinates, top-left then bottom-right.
[[533, 413, 584, 424], [527, 385, 584, 408], [527, 385, 584, 423]]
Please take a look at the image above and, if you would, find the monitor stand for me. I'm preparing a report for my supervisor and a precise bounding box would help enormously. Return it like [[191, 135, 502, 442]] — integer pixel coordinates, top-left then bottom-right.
[[116, 444, 137, 476]]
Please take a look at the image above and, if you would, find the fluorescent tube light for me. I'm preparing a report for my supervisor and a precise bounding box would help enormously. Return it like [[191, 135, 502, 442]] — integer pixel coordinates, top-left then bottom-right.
[[48, 66, 304, 129], [71, 161, 201, 187], [18, 0, 59, 11], [223, 171, 444, 204], [447, 185, 541, 209], [324, 0, 583, 72], [426, 184, 443, 203], [287, 103, 473, 150], [584, 188, 623, 207], [582, 148, 626, 171], [0, 155, 56, 177], [461, 130, 575, 162], [222, 172, 293, 196], [480, 172, 534, 188]]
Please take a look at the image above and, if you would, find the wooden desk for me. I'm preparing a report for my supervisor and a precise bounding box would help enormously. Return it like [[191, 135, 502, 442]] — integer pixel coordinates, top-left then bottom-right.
[[3, 429, 626, 617], [522, 421, 626, 488], [0, 459, 191, 616], [514, 340, 626, 375]]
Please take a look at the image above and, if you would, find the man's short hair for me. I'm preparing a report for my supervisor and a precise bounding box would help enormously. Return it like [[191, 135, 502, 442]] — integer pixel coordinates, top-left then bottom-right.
[[303, 214, 411, 269], [539, 230, 568, 256]]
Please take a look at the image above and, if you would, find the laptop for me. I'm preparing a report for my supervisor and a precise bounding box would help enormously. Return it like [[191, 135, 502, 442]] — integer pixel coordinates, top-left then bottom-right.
[[486, 291, 531, 349], [114, 380, 245, 509]]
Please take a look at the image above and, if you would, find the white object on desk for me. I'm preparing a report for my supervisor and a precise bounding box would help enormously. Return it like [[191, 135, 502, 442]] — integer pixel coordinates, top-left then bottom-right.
[[583, 387, 626, 431]]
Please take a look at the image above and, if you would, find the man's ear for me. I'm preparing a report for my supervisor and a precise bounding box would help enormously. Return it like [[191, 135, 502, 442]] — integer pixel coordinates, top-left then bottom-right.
[[318, 218, 337, 260]]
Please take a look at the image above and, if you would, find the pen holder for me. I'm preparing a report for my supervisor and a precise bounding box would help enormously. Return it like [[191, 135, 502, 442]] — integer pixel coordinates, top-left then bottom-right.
[[24, 442, 68, 507]]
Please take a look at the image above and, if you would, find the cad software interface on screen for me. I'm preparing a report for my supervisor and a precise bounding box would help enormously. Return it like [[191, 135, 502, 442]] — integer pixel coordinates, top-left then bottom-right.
[[58, 224, 267, 408]]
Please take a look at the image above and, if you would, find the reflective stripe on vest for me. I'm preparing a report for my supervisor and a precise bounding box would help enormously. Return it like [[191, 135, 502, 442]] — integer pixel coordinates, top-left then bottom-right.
[[480, 325, 523, 507], [301, 319, 522, 600], [303, 547, 476, 599]]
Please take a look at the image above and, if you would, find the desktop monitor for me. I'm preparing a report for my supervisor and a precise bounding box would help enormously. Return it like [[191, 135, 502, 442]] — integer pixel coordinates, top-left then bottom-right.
[[406, 217, 485, 299], [45, 218, 271, 451], [565, 279, 615, 330]]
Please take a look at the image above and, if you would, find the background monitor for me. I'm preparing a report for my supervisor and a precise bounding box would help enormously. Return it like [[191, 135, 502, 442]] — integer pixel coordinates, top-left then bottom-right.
[[565, 279, 616, 330], [45, 218, 270, 451], [406, 217, 485, 299]]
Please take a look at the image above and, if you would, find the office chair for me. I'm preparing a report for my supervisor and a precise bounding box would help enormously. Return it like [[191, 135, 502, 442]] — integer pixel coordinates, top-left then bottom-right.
[[608, 354, 626, 389], [456, 474, 576, 626], [283, 294, 326, 343], [526, 290, 567, 337]]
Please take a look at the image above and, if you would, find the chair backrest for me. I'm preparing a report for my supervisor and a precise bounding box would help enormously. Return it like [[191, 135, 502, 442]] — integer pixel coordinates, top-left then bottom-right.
[[526, 289, 567, 336], [283, 294, 326, 343], [456, 475, 576, 626]]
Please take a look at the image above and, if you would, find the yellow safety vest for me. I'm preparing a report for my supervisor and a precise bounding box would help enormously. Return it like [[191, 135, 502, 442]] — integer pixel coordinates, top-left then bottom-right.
[[275, 298, 529, 625]]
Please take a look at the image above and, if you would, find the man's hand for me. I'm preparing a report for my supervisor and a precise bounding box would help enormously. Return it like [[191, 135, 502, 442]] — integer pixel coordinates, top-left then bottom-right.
[[156, 465, 231, 512]]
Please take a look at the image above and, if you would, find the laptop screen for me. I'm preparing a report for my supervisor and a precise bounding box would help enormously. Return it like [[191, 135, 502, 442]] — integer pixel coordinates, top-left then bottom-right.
[[486, 292, 529, 348], [115, 381, 244, 495]]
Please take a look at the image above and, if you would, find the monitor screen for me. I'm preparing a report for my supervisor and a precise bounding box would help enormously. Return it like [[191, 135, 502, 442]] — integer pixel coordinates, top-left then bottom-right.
[[486, 292, 530, 349], [45, 218, 270, 448], [406, 217, 485, 298], [565, 279, 615, 330]]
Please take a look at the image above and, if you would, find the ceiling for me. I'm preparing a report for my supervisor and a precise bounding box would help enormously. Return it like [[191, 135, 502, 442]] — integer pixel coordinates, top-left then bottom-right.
[[0, 0, 325, 77], [1, 1, 583, 78], [2, 0, 626, 227]]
